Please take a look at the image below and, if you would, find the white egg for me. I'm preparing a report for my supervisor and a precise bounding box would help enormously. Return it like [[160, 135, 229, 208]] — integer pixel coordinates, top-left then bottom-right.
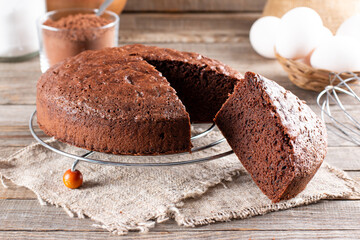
[[320, 27, 333, 41], [281, 7, 323, 27], [275, 24, 328, 59], [310, 36, 360, 72], [275, 7, 327, 59], [249, 16, 281, 58], [291, 27, 333, 65], [336, 14, 360, 41]]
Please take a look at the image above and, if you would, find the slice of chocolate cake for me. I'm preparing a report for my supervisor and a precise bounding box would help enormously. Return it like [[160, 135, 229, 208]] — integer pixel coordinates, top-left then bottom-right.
[[214, 72, 327, 202]]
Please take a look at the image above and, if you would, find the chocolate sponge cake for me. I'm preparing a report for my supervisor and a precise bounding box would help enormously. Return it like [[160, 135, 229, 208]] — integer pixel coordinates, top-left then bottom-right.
[[37, 45, 241, 155], [214, 72, 327, 202]]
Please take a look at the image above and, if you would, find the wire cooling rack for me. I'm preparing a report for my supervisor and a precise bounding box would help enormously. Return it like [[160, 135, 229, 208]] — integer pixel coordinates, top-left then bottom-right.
[[29, 110, 234, 170]]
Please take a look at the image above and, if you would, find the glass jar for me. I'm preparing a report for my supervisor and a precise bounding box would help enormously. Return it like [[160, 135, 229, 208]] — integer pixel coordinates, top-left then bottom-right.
[[0, 0, 45, 62], [37, 8, 119, 72]]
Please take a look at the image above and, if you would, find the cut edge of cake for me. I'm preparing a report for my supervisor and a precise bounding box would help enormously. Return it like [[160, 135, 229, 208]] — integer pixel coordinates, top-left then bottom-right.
[[214, 71, 327, 202]]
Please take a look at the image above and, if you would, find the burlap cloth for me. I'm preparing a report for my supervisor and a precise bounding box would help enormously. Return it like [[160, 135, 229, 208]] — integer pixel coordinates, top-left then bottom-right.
[[0, 129, 359, 235]]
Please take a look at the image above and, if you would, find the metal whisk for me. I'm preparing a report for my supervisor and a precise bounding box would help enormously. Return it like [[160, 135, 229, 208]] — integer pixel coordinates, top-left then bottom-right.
[[317, 72, 360, 146]]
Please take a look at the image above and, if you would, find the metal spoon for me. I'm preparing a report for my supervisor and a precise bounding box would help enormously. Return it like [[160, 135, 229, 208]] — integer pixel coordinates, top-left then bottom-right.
[[96, 0, 114, 16]]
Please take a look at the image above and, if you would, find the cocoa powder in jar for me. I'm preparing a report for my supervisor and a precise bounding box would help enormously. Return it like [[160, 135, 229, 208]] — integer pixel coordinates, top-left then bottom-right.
[[42, 13, 115, 66]]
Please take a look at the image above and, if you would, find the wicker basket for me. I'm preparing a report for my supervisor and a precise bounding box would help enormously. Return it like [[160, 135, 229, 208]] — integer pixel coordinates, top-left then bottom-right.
[[275, 52, 360, 92]]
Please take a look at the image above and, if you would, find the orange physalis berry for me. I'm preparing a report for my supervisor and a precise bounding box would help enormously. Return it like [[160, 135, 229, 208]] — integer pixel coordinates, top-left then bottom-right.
[[63, 169, 83, 189]]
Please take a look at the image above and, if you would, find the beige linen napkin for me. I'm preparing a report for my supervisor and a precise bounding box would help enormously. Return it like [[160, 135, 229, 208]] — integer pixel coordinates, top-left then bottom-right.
[[0, 129, 358, 235]]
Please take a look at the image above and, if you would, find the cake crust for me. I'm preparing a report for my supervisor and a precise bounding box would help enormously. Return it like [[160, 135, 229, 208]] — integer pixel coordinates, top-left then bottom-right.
[[37, 47, 192, 155]]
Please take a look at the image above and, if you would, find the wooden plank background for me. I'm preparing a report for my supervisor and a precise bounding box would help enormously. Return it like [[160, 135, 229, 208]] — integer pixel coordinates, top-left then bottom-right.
[[123, 0, 267, 12], [1, 0, 360, 239]]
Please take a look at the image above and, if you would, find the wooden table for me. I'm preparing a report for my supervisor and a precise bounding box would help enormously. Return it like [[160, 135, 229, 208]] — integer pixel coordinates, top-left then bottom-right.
[[1, 1, 359, 239]]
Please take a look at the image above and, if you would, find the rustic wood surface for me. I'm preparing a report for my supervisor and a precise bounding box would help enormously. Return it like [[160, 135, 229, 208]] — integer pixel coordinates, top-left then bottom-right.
[[123, 0, 267, 12], [1, 1, 360, 239]]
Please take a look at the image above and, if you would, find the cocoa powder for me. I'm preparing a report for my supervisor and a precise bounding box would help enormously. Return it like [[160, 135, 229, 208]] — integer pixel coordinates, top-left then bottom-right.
[[42, 13, 116, 67]]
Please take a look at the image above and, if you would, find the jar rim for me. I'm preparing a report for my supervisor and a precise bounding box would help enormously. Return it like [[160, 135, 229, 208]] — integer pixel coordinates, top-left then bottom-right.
[[38, 8, 119, 32]]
